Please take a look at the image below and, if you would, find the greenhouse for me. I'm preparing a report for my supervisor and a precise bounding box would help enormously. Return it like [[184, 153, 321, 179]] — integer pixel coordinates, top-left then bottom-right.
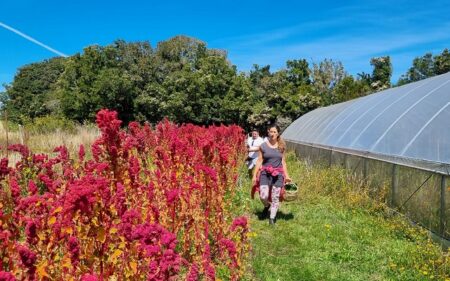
[[283, 71, 450, 242]]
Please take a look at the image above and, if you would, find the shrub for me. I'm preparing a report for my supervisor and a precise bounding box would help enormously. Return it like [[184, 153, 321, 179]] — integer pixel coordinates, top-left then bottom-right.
[[24, 115, 77, 134]]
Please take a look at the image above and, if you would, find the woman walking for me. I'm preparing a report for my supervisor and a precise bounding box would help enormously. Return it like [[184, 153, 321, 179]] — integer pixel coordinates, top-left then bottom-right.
[[252, 124, 291, 225]]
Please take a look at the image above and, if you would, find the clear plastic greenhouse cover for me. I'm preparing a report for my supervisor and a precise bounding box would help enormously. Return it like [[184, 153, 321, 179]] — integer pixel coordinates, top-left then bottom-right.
[[283, 72, 450, 174]]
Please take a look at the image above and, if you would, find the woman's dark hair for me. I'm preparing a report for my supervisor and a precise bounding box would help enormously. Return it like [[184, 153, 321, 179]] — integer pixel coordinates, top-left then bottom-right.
[[267, 124, 286, 153]]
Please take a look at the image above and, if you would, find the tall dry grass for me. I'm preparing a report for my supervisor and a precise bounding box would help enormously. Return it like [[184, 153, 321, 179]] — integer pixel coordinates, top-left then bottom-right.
[[0, 122, 99, 166]]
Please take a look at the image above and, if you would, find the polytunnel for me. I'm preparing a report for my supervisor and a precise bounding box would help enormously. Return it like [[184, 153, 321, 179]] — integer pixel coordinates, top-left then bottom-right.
[[283, 71, 450, 243]]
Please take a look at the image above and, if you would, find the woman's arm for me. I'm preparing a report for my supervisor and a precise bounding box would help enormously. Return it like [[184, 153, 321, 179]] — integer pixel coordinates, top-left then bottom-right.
[[282, 152, 292, 182], [248, 146, 260, 152], [252, 148, 263, 185]]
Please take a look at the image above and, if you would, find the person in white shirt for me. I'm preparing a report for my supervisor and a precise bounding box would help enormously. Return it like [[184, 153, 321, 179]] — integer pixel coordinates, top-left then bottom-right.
[[246, 129, 264, 178]]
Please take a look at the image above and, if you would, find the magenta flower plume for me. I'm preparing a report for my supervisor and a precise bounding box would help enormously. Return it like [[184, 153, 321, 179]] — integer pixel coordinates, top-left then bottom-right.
[[7, 144, 30, 158], [9, 178, 21, 201], [80, 274, 99, 281], [0, 271, 16, 281], [64, 180, 96, 216], [78, 144, 85, 162], [17, 245, 37, 268], [95, 109, 122, 157], [27, 180, 38, 195], [68, 236, 80, 265], [25, 220, 38, 244], [186, 264, 199, 281], [54, 145, 69, 162], [0, 158, 10, 179], [220, 239, 238, 268], [231, 216, 248, 231]]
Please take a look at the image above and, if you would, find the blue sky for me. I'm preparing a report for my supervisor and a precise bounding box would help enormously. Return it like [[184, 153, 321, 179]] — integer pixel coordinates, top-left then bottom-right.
[[1, 0, 449, 91]]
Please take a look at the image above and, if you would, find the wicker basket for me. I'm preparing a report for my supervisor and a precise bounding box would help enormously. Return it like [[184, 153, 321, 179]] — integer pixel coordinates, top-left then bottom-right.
[[283, 182, 299, 202]]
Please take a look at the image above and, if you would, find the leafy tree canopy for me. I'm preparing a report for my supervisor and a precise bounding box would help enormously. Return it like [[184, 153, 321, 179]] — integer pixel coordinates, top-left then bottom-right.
[[3, 35, 446, 132]]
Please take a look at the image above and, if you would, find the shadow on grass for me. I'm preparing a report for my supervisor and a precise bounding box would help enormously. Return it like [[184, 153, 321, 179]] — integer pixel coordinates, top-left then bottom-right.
[[254, 208, 294, 221], [276, 210, 294, 221]]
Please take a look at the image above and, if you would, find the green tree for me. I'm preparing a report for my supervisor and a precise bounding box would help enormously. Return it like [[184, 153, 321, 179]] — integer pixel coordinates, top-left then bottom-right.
[[333, 76, 371, 103], [397, 53, 434, 85], [286, 59, 310, 87], [59, 41, 153, 123], [311, 59, 347, 105], [249, 64, 271, 85], [154, 37, 241, 125], [247, 62, 318, 130], [220, 73, 254, 128], [397, 48, 449, 86], [3, 57, 66, 123], [155, 35, 207, 72], [370, 56, 392, 91], [296, 84, 323, 114], [433, 48, 450, 75]]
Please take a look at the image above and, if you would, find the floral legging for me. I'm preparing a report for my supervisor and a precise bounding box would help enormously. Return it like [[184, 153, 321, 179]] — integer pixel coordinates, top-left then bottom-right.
[[259, 185, 281, 219]]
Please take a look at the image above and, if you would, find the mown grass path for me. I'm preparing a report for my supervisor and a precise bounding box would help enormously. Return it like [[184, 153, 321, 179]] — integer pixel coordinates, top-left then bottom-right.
[[240, 154, 449, 281]]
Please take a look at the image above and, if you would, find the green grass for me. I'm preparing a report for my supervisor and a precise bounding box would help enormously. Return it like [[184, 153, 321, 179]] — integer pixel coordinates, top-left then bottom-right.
[[238, 153, 450, 281]]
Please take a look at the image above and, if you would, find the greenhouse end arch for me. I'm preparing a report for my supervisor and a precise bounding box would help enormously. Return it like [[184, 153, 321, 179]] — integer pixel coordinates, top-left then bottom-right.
[[283, 71, 450, 243]]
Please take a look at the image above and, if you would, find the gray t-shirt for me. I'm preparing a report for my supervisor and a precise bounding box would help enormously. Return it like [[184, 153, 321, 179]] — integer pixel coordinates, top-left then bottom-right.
[[261, 142, 283, 168]]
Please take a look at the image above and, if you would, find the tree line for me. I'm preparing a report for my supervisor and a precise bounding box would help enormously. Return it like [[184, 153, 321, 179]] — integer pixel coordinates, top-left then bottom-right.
[[1, 36, 449, 131]]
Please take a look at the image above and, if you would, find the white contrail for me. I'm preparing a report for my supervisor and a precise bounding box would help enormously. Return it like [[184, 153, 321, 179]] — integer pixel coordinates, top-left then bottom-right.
[[0, 21, 68, 57]]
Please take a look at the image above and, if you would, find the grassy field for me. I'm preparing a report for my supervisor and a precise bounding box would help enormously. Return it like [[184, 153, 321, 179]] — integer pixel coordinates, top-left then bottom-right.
[[239, 153, 450, 281]]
